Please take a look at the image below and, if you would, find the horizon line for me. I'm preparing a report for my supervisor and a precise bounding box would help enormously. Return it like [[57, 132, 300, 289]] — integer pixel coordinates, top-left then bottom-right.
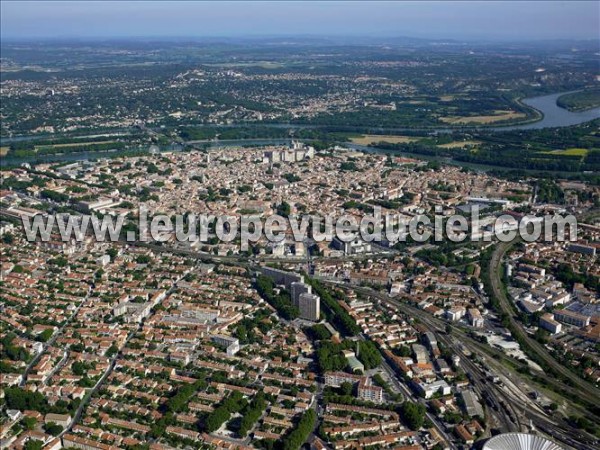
[[1, 34, 599, 43]]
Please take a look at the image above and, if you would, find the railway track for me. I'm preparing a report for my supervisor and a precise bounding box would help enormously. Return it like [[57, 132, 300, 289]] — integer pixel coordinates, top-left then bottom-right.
[[340, 284, 599, 450], [488, 242, 600, 403]]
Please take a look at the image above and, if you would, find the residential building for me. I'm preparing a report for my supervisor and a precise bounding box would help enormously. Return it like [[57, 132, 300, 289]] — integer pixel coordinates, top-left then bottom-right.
[[540, 313, 562, 334], [298, 292, 320, 321]]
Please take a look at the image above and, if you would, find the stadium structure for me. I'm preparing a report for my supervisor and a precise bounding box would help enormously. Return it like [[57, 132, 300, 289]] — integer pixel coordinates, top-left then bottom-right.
[[483, 433, 563, 450]]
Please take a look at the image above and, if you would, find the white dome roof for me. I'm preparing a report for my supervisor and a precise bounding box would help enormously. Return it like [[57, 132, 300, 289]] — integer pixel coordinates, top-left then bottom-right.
[[483, 433, 563, 450]]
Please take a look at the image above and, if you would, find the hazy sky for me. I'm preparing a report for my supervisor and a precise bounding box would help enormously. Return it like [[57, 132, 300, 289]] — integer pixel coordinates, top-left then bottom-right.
[[1, 1, 598, 41]]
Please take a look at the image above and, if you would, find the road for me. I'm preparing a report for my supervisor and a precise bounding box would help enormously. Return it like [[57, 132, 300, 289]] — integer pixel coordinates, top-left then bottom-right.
[[488, 242, 600, 407], [20, 289, 89, 387], [325, 295, 457, 448], [60, 356, 118, 439], [56, 268, 191, 440], [115, 241, 546, 448], [341, 283, 599, 450], [344, 285, 517, 436], [12, 232, 596, 449]]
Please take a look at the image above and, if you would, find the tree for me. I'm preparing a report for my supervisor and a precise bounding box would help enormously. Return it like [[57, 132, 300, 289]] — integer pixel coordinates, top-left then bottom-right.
[[70, 342, 85, 353], [307, 279, 360, 336], [22, 416, 37, 430], [357, 341, 382, 370], [237, 391, 267, 437], [340, 161, 358, 171], [105, 344, 119, 357], [276, 201, 291, 218], [106, 247, 118, 261], [305, 324, 331, 341], [235, 325, 247, 342], [72, 361, 87, 376], [204, 391, 246, 432], [37, 329, 54, 343], [164, 381, 205, 413], [44, 422, 63, 436], [393, 345, 411, 358], [136, 255, 152, 264], [254, 275, 299, 320], [4, 388, 48, 412], [340, 382, 354, 396], [282, 409, 316, 450], [24, 440, 43, 450], [315, 341, 347, 373], [400, 401, 426, 430], [1, 334, 30, 362], [283, 173, 301, 183]]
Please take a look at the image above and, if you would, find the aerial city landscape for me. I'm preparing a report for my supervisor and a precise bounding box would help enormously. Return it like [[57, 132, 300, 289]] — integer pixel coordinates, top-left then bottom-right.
[[0, 2, 599, 450]]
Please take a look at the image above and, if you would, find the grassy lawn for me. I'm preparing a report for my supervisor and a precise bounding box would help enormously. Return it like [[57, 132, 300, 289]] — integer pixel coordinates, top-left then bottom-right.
[[349, 134, 421, 145], [557, 88, 600, 112], [437, 140, 481, 149], [542, 148, 589, 157], [439, 110, 526, 125], [439, 95, 456, 102], [34, 140, 116, 150]]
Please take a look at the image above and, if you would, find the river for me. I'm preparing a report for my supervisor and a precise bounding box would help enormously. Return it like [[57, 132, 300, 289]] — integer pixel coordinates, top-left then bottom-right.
[[2, 90, 598, 166], [505, 91, 600, 130]]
